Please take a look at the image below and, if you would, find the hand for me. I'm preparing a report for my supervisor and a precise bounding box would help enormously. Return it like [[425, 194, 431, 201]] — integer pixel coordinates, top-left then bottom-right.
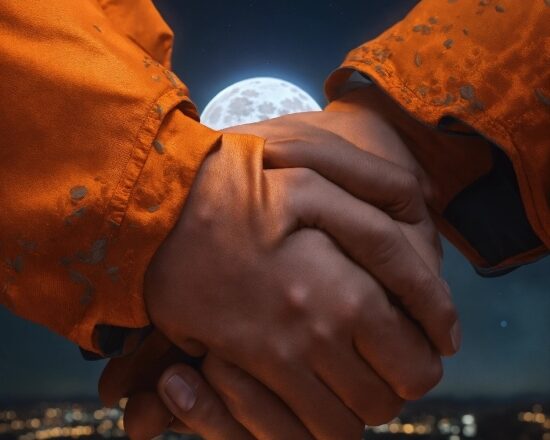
[[100, 332, 258, 440], [101, 105, 460, 438], [222, 100, 456, 354], [101, 230, 441, 440], [104, 225, 439, 440], [101, 331, 333, 440], [103, 226, 442, 439]]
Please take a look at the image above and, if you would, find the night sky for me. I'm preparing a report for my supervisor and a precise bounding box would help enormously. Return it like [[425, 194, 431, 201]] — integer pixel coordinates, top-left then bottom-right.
[[1, 0, 549, 402]]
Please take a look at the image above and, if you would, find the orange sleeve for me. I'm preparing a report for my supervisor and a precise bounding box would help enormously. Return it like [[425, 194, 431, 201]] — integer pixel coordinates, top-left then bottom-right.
[[326, 0, 550, 275], [0, 0, 264, 355]]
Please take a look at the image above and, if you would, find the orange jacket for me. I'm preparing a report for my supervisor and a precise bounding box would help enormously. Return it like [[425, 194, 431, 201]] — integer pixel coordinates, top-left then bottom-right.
[[0, 0, 264, 355], [0, 0, 548, 355], [327, 0, 550, 275]]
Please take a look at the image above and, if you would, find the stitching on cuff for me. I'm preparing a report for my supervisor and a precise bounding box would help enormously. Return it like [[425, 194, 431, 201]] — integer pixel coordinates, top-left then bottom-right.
[[67, 89, 195, 352], [106, 88, 193, 227], [338, 59, 550, 249]]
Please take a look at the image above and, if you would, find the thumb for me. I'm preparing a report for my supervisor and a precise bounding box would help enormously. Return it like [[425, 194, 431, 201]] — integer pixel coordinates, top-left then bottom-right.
[[158, 364, 255, 440], [99, 331, 207, 407]]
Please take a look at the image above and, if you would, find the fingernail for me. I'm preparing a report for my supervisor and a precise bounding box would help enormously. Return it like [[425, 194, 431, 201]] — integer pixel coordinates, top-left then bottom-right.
[[164, 374, 197, 412], [451, 320, 462, 353]]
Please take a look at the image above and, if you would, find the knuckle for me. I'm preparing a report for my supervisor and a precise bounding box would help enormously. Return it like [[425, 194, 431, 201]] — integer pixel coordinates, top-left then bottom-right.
[[273, 346, 294, 369], [282, 280, 312, 315], [268, 338, 295, 367], [310, 319, 335, 347], [189, 199, 218, 231]]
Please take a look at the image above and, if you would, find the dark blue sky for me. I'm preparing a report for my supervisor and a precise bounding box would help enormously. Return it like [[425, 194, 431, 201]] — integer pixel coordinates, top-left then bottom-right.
[[1, 0, 548, 402]]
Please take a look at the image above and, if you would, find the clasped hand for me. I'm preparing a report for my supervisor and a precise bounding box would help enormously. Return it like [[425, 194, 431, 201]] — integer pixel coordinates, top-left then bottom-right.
[[99, 87, 460, 440]]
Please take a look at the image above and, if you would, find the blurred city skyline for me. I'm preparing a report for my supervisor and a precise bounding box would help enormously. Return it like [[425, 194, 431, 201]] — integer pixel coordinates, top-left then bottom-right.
[[1, 397, 549, 440]]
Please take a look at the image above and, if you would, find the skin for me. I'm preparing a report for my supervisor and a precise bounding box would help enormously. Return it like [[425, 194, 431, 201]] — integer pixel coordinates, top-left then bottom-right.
[[100, 86, 460, 440]]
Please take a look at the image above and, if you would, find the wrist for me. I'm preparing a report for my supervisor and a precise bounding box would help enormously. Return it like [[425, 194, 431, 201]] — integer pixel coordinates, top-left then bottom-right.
[[326, 86, 437, 205], [325, 85, 374, 115]]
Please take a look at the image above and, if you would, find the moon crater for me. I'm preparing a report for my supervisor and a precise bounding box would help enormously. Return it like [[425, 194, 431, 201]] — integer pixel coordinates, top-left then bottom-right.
[[201, 77, 322, 130]]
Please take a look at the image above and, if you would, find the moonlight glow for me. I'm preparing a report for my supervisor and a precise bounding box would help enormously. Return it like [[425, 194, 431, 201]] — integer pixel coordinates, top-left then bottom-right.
[[200, 77, 322, 130]]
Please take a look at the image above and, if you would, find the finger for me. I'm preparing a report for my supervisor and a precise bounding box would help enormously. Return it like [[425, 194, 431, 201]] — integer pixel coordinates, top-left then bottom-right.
[[312, 342, 404, 426], [351, 271, 444, 400], [123, 392, 193, 440], [202, 355, 315, 440], [158, 364, 255, 440], [225, 115, 442, 270], [282, 228, 440, 403], [99, 331, 206, 407], [294, 112, 444, 268], [225, 114, 429, 225], [276, 168, 460, 356], [320, 99, 432, 192], [234, 349, 365, 440], [99, 359, 133, 408], [264, 132, 428, 224], [98, 332, 172, 407]]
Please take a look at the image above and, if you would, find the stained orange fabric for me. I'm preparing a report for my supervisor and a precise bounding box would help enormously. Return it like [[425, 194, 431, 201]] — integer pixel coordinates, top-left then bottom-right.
[[0, 0, 263, 354], [326, 0, 550, 271]]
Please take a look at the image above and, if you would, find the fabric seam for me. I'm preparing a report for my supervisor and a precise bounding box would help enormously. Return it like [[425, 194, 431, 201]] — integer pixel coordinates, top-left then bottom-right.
[[340, 60, 550, 251]]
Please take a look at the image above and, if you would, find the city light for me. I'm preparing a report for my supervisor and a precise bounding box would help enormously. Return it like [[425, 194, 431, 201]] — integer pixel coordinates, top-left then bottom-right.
[[363, 402, 547, 439], [0, 402, 126, 440], [0, 401, 547, 439]]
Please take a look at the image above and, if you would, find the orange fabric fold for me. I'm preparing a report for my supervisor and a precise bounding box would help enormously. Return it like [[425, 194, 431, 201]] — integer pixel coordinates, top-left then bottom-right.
[[326, 0, 550, 271], [0, 0, 265, 354]]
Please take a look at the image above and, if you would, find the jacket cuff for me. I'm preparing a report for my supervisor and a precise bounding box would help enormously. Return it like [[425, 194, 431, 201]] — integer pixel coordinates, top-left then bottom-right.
[[72, 94, 224, 355], [326, 0, 550, 258], [325, 0, 550, 274], [327, 66, 548, 275]]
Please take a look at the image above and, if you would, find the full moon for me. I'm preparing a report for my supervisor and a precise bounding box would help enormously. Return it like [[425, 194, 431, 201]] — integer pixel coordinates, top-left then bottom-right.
[[200, 77, 322, 130]]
